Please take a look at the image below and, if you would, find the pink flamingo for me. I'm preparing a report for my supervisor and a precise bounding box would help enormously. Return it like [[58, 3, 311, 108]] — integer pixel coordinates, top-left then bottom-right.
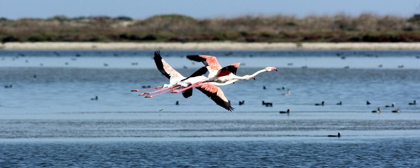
[[186, 55, 277, 83], [172, 66, 278, 93], [131, 51, 207, 98]]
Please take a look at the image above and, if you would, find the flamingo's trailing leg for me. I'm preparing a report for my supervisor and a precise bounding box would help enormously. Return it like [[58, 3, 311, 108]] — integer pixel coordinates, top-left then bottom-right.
[[139, 87, 171, 96], [131, 86, 163, 92], [172, 82, 205, 93], [145, 86, 181, 98]]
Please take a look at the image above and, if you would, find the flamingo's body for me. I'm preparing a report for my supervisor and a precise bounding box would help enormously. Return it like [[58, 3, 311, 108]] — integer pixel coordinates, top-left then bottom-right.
[[186, 55, 223, 78], [187, 55, 242, 83]]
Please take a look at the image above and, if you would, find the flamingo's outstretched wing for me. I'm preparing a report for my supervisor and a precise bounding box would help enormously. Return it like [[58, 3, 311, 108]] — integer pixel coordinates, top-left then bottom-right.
[[215, 63, 240, 77], [197, 83, 234, 111], [186, 55, 222, 77], [181, 66, 208, 98], [154, 51, 183, 79]]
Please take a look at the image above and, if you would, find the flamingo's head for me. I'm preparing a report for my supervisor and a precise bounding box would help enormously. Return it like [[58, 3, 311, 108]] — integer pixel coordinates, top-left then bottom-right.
[[265, 67, 278, 72]]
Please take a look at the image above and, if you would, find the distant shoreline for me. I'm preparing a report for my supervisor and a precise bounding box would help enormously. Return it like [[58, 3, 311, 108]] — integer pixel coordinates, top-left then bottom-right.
[[2, 42, 420, 50]]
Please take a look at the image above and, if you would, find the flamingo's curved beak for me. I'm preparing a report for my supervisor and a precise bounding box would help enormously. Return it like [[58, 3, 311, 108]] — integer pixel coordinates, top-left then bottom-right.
[[272, 67, 278, 71], [252, 77, 256, 80]]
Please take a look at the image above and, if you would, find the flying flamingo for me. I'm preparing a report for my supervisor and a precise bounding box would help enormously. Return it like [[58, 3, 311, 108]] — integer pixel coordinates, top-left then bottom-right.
[[131, 51, 207, 98], [172, 66, 278, 93], [184, 55, 277, 85]]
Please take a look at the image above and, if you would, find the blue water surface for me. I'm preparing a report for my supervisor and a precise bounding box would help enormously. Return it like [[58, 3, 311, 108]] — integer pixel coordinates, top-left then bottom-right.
[[1, 50, 420, 167]]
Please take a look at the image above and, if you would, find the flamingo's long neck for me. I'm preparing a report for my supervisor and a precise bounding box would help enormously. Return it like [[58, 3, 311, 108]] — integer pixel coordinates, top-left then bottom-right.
[[250, 69, 268, 77], [233, 69, 268, 80]]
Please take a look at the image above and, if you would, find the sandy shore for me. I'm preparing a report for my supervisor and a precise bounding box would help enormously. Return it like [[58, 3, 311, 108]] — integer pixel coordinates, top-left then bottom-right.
[[2, 42, 420, 50]]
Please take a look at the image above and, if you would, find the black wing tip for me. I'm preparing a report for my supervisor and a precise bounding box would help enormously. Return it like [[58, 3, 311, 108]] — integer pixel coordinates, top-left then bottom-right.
[[186, 55, 209, 66], [182, 66, 208, 82], [190, 66, 208, 77], [227, 65, 238, 75], [186, 55, 204, 61], [154, 50, 161, 59], [197, 87, 233, 112], [216, 65, 237, 77], [153, 50, 170, 79], [226, 101, 234, 111]]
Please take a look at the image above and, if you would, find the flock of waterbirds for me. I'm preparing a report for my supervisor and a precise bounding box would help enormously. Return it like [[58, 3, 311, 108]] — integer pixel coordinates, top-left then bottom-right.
[[2, 50, 420, 69], [170, 90, 416, 115], [2, 51, 418, 111], [280, 99, 416, 114], [2, 51, 419, 138]]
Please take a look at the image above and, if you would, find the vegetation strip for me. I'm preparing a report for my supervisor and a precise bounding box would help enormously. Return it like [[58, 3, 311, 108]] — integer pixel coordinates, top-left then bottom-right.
[[2, 14, 420, 43]]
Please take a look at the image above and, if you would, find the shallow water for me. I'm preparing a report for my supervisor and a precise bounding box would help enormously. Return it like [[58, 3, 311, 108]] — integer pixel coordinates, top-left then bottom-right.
[[0, 50, 420, 166], [1, 50, 419, 113]]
